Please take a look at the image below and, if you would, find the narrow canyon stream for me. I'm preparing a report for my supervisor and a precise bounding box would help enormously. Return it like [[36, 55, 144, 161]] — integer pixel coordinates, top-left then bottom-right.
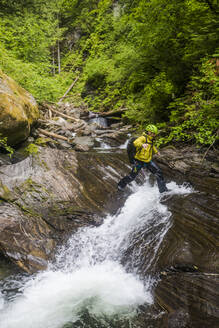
[[0, 177, 192, 328]]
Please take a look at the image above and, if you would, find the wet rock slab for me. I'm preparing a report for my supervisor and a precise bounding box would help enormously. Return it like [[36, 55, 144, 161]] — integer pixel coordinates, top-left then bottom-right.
[[157, 145, 219, 194], [0, 148, 128, 273], [115, 145, 219, 327], [0, 202, 55, 272], [156, 273, 219, 328], [152, 155, 219, 327]]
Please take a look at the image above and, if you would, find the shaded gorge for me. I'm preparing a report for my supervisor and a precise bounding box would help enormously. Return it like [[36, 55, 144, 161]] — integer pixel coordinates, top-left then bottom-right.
[[0, 141, 218, 328]]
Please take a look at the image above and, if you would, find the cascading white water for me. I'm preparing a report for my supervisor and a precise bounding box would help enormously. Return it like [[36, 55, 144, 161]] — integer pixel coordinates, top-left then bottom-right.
[[0, 179, 192, 328], [88, 112, 108, 128]]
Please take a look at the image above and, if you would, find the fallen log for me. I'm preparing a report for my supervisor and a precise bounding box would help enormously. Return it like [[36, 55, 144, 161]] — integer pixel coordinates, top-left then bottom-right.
[[58, 76, 79, 103], [38, 128, 71, 142], [95, 129, 117, 135], [38, 119, 50, 125], [43, 105, 80, 123], [74, 122, 87, 131], [96, 108, 127, 118]]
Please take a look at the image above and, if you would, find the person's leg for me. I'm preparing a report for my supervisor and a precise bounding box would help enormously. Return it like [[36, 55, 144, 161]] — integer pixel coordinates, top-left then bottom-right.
[[145, 161, 168, 193], [118, 161, 142, 189]]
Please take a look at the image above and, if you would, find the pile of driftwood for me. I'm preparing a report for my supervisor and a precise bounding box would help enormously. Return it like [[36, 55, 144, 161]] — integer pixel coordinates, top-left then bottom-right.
[[33, 102, 132, 150], [36, 103, 88, 144]]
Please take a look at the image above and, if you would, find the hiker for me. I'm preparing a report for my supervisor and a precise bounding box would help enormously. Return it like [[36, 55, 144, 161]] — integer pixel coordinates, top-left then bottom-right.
[[117, 124, 168, 193]]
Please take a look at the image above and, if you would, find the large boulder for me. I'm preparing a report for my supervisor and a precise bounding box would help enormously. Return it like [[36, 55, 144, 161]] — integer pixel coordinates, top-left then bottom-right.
[[0, 70, 39, 146]]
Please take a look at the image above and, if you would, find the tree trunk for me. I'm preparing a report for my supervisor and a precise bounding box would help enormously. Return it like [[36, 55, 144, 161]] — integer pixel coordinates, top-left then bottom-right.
[[58, 76, 79, 103], [52, 47, 56, 75], [57, 40, 61, 74], [38, 128, 70, 142], [43, 104, 80, 122]]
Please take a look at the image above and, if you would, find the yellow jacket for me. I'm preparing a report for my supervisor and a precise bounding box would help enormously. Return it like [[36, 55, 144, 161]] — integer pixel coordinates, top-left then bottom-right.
[[133, 134, 158, 163]]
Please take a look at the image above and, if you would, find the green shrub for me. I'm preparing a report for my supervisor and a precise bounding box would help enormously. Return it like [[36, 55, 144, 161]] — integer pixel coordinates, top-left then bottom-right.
[[0, 135, 14, 157], [24, 143, 39, 156], [158, 58, 219, 146]]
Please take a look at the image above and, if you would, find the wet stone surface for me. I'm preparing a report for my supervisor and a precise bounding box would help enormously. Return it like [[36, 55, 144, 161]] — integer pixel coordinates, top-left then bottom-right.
[[0, 147, 128, 272], [152, 166, 219, 327], [0, 139, 218, 327]]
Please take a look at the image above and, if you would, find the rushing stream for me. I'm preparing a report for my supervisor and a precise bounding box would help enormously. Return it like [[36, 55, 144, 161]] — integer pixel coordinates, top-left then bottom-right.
[[0, 180, 192, 328]]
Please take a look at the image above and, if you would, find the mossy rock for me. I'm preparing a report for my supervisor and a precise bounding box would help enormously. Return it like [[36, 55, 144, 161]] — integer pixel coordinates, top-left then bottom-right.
[[0, 69, 39, 146]]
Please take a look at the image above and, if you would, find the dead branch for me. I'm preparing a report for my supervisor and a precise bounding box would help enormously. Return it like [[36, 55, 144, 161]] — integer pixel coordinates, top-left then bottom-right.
[[201, 130, 218, 164], [49, 109, 52, 119], [38, 119, 49, 125], [95, 108, 127, 118], [74, 122, 87, 131], [38, 128, 71, 142], [58, 76, 79, 103], [43, 105, 80, 123]]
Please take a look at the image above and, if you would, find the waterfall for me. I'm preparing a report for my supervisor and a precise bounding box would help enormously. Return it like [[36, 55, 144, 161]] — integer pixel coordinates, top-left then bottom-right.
[[0, 180, 192, 328], [88, 112, 108, 128]]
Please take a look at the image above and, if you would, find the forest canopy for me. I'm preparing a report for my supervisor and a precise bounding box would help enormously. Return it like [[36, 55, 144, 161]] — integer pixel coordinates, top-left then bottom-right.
[[0, 0, 218, 145]]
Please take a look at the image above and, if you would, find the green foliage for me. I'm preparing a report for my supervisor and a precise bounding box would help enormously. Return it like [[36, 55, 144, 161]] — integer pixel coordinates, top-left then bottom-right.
[[124, 72, 174, 124], [0, 44, 74, 102], [0, 0, 71, 102], [35, 137, 51, 146], [0, 1, 63, 65], [61, 0, 218, 145], [0, 13, 57, 64], [24, 144, 39, 156], [0, 135, 14, 157], [158, 58, 219, 146], [61, 0, 218, 118], [0, 0, 218, 146]]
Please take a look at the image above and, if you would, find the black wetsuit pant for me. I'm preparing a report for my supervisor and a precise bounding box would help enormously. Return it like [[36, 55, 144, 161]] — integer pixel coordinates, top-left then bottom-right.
[[118, 160, 168, 193]]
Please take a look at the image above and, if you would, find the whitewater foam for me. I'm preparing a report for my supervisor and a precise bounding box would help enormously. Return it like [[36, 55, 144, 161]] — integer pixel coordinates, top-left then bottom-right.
[[0, 177, 193, 328]]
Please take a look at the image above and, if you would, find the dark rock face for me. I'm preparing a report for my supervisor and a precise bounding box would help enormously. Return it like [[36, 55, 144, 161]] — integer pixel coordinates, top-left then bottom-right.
[[111, 146, 218, 328], [0, 148, 128, 272], [0, 202, 55, 272], [156, 145, 219, 194], [157, 193, 218, 272], [156, 274, 219, 328], [152, 147, 219, 328]]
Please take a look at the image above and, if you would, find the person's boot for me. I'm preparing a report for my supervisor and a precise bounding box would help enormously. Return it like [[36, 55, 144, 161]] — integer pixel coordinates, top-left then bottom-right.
[[117, 180, 126, 191], [160, 186, 169, 193], [117, 184, 125, 191]]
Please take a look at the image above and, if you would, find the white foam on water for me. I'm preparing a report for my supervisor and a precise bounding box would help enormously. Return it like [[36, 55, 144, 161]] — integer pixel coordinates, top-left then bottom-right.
[[0, 175, 193, 328], [166, 181, 193, 195], [0, 292, 4, 310], [119, 139, 129, 149], [0, 262, 148, 328], [94, 138, 112, 150]]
